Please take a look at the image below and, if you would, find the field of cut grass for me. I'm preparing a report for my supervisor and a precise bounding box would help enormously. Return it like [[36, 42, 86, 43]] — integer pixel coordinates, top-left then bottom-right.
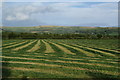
[[1, 39, 120, 79]]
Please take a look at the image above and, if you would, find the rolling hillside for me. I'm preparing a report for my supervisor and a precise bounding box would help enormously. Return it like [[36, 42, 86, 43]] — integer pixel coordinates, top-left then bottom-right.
[[2, 26, 119, 35]]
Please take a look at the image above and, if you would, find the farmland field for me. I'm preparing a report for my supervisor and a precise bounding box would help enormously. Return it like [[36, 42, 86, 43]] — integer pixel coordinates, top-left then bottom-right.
[[1, 39, 120, 79]]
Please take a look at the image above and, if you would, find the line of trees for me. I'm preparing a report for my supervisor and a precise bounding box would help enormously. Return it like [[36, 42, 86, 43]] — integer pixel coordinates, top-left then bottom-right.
[[2, 31, 119, 39]]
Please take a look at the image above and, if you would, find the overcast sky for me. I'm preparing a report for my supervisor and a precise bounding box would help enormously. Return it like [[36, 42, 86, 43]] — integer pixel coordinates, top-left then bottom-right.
[[2, 2, 118, 27]]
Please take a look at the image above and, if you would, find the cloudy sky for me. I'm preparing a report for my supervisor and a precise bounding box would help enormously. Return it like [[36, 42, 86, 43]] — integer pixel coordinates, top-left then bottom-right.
[[2, 2, 118, 27]]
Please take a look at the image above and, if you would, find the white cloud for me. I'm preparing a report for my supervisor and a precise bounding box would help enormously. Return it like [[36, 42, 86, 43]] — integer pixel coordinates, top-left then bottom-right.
[[91, 2, 118, 9], [3, 2, 118, 26], [44, 2, 118, 26], [16, 13, 29, 20], [6, 13, 29, 21], [6, 15, 14, 20], [4, 2, 57, 21]]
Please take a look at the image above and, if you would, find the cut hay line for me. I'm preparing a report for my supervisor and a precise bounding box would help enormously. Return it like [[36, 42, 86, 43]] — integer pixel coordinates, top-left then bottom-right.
[[13, 40, 37, 51], [60, 57, 117, 63], [2, 66, 90, 78], [58, 43, 97, 57], [75, 45, 116, 57], [106, 59, 116, 60], [27, 40, 40, 52], [88, 60, 118, 64], [3, 41, 20, 46], [1, 56, 119, 69], [48, 42, 75, 55], [22, 54, 55, 57], [22, 55, 45, 58], [3, 41, 29, 49], [1, 51, 117, 61], [60, 57, 85, 61], [5, 53, 117, 64], [95, 48, 120, 53], [1, 61, 119, 76], [53, 60, 119, 68], [42, 40, 55, 53], [1, 56, 43, 61]]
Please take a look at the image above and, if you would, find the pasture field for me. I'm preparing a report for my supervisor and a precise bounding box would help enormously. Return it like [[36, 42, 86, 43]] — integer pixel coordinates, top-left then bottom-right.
[[1, 39, 120, 79]]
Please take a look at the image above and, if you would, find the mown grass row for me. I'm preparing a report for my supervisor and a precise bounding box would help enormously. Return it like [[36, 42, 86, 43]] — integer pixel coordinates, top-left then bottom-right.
[[2, 56, 119, 71], [2, 39, 118, 64], [50, 39, 119, 50], [1, 59, 119, 79], [2, 52, 119, 67], [48, 40, 119, 58], [2, 39, 120, 79]]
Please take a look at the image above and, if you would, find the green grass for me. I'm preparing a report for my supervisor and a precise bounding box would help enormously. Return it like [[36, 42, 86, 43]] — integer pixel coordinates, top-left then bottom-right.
[[2, 39, 120, 79], [51, 39, 119, 50]]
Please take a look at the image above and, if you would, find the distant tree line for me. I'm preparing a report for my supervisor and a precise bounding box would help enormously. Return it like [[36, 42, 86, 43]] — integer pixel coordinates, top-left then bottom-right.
[[2, 31, 119, 39]]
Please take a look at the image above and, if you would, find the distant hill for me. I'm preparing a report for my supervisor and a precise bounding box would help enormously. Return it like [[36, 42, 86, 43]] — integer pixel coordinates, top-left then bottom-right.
[[2, 26, 119, 35]]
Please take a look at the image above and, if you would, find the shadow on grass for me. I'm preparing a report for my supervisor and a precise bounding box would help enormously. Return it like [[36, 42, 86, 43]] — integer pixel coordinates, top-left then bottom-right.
[[2, 62, 11, 80], [2, 62, 29, 80], [86, 71, 120, 80]]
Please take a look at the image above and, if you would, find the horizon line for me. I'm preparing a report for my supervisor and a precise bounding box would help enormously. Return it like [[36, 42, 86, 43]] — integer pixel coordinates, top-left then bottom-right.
[[1, 25, 119, 27]]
